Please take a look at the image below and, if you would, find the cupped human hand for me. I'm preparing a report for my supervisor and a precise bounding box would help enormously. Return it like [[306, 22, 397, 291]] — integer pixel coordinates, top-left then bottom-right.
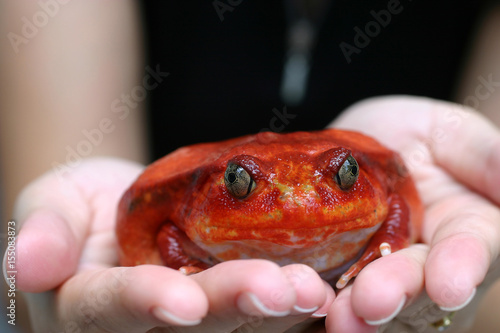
[[325, 96, 500, 332], [4, 158, 333, 333]]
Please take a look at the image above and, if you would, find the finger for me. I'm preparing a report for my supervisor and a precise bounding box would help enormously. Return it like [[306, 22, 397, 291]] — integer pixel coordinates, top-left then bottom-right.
[[428, 101, 500, 205], [5, 158, 142, 292], [4, 210, 83, 292], [281, 264, 331, 314], [188, 260, 328, 332], [326, 286, 377, 333], [350, 244, 428, 326], [9, 173, 91, 292], [189, 260, 295, 332], [314, 280, 336, 317], [37, 265, 208, 333], [423, 193, 500, 310], [237, 264, 334, 333]]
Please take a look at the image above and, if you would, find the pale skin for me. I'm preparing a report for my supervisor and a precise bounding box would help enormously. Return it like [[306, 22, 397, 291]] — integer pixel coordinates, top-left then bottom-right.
[[2, 1, 500, 333]]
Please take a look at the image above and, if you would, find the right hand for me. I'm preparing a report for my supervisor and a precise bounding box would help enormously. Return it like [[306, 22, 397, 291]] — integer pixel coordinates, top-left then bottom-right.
[[4, 158, 333, 333]]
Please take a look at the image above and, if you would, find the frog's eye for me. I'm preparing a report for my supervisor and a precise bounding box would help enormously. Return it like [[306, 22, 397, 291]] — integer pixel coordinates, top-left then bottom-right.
[[224, 163, 256, 199], [334, 155, 359, 190]]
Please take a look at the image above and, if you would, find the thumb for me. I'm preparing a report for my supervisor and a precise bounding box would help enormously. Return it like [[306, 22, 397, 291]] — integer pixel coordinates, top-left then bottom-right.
[[3, 158, 142, 292]]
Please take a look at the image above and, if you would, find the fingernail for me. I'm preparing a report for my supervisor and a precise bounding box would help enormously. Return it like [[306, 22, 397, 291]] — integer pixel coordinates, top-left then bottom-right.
[[439, 288, 476, 312], [2, 237, 17, 287], [311, 311, 328, 318], [293, 304, 319, 314], [237, 292, 290, 317], [2, 248, 9, 285], [365, 295, 406, 326], [152, 306, 201, 326]]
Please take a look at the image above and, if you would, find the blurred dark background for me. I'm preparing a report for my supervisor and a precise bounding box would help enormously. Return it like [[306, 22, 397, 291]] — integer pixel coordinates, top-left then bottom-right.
[[141, 0, 486, 159]]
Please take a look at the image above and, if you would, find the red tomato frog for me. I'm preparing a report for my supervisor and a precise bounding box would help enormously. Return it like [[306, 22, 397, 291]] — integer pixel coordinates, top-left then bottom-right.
[[116, 129, 423, 288]]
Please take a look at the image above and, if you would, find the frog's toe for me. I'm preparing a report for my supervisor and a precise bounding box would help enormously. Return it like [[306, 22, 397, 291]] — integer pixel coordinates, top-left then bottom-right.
[[336, 263, 362, 289], [336, 242, 395, 288], [179, 266, 205, 275], [380, 242, 392, 256], [336, 274, 351, 289]]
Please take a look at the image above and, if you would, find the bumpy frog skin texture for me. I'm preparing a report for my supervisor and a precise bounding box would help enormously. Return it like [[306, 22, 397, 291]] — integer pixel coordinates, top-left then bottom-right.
[[116, 129, 423, 288]]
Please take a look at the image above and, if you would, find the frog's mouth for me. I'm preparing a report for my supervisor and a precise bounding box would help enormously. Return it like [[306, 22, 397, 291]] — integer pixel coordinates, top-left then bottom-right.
[[190, 197, 387, 243], [191, 223, 381, 273]]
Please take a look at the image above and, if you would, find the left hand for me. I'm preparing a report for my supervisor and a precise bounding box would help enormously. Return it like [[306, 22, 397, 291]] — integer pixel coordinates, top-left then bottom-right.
[[5, 158, 333, 333], [325, 96, 500, 332]]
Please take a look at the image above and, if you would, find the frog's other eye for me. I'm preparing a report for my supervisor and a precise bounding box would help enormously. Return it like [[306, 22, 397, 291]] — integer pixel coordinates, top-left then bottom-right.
[[334, 155, 359, 190], [224, 163, 256, 198]]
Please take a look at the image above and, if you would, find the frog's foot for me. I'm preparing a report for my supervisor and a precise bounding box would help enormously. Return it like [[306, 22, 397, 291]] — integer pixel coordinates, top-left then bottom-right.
[[336, 194, 411, 289], [157, 223, 214, 272], [336, 242, 393, 289]]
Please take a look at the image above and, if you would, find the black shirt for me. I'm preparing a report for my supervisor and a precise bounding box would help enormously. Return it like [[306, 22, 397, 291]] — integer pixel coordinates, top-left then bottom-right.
[[140, 0, 487, 159]]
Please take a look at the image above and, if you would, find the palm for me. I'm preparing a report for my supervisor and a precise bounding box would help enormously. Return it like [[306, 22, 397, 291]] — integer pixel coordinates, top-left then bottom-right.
[[70, 159, 144, 271]]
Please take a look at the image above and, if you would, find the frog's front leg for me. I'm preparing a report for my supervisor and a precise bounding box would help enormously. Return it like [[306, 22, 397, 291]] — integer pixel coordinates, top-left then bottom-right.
[[336, 194, 411, 289], [157, 223, 215, 274]]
